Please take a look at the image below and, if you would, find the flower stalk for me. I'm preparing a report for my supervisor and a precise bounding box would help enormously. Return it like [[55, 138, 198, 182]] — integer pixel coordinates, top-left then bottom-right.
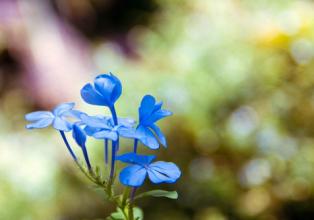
[[59, 131, 77, 161], [110, 141, 116, 180], [133, 139, 138, 153]]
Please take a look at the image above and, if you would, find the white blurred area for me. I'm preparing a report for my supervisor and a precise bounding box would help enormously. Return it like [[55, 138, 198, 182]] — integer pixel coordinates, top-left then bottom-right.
[[0, 0, 92, 106], [0, 1, 96, 218]]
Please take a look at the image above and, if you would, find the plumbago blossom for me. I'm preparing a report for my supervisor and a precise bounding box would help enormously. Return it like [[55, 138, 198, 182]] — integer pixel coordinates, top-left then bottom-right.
[[25, 73, 181, 220]]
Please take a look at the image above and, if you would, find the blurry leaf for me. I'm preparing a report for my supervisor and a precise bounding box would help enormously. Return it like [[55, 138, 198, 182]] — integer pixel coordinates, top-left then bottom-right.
[[95, 166, 101, 177], [134, 190, 178, 200], [108, 208, 125, 220], [133, 207, 144, 220], [107, 207, 143, 220]]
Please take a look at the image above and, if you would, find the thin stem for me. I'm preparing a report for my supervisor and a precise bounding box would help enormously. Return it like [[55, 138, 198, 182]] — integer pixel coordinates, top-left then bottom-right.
[[109, 105, 118, 126], [59, 131, 77, 161], [133, 139, 138, 153], [128, 204, 134, 220], [109, 105, 118, 181], [116, 138, 120, 152], [75, 161, 116, 202], [128, 188, 137, 220], [104, 139, 108, 165], [75, 161, 95, 183], [122, 187, 131, 208], [81, 144, 92, 171], [130, 187, 137, 203], [109, 141, 116, 180]]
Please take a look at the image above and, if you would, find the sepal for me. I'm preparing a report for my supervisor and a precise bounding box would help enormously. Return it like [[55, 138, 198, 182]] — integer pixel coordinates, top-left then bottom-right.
[[134, 190, 178, 200]]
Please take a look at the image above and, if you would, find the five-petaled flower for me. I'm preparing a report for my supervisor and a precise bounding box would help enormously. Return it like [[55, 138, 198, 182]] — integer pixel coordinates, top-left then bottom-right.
[[81, 73, 122, 108], [25, 102, 79, 131], [117, 152, 181, 187], [136, 95, 172, 149], [81, 114, 136, 141]]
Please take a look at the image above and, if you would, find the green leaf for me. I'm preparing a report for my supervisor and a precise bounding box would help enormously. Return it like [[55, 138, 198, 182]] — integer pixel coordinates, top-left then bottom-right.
[[108, 208, 125, 220], [95, 165, 101, 176], [133, 207, 144, 220], [134, 190, 178, 200]]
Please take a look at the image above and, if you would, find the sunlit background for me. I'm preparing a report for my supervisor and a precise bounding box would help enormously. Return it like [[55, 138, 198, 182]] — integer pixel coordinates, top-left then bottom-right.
[[1, 0, 314, 219]]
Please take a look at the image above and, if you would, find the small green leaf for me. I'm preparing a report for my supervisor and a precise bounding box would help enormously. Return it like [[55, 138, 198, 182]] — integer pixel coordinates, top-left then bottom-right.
[[134, 190, 178, 200], [133, 207, 144, 220], [108, 208, 125, 220], [95, 166, 101, 176]]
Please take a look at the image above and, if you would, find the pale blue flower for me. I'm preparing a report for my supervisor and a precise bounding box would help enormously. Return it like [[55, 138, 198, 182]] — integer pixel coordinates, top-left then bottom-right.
[[25, 102, 79, 132]]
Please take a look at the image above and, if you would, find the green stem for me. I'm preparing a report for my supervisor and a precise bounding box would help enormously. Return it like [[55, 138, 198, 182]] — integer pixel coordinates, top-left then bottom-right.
[[76, 162, 137, 220], [128, 202, 134, 220], [122, 187, 131, 208]]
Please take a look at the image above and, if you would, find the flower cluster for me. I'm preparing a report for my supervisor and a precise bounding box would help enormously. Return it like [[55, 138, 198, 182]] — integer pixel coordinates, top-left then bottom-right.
[[25, 73, 181, 219]]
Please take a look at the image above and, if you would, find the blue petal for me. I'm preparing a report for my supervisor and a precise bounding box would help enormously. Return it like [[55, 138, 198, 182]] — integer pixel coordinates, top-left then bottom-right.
[[119, 164, 147, 187], [80, 83, 108, 106], [84, 126, 101, 136], [63, 110, 83, 119], [81, 114, 111, 129], [147, 162, 181, 184], [72, 124, 86, 147], [117, 117, 136, 128], [93, 130, 118, 141], [26, 117, 54, 129], [52, 117, 73, 131], [139, 95, 156, 122], [145, 109, 172, 125], [108, 73, 122, 103], [136, 125, 159, 149], [25, 111, 54, 121], [107, 117, 135, 128], [149, 124, 167, 147], [118, 127, 139, 139], [116, 152, 156, 165], [94, 74, 115, 102], [153, 101, 163, 112], [52, 102, 75, 116], [93, 73, 122, 104]]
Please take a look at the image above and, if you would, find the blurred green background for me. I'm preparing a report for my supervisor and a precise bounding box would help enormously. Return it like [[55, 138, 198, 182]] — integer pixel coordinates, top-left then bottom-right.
[[1, 0, 314, 219]]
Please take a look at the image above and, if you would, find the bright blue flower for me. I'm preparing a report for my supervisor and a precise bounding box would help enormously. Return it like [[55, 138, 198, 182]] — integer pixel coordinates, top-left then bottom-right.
[[72, 123, 87, 147], [116, 153, 181, 187], [136, 95, 172, 149], [80, 73, 122, 107], [81, 114, 137, 141], [72, 123, 92, 170], [25, 102, 80, 132]]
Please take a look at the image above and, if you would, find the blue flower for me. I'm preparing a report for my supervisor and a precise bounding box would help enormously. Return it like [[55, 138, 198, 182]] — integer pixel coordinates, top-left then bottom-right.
[[116, 153, 181, 187], [25, 102, 80, 132], [72, 123, 92, 170], [136, 95, 172, 149], [81, 73, 122, 107], [72, 123, 87, 147], [81, 114, 137, 141]]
